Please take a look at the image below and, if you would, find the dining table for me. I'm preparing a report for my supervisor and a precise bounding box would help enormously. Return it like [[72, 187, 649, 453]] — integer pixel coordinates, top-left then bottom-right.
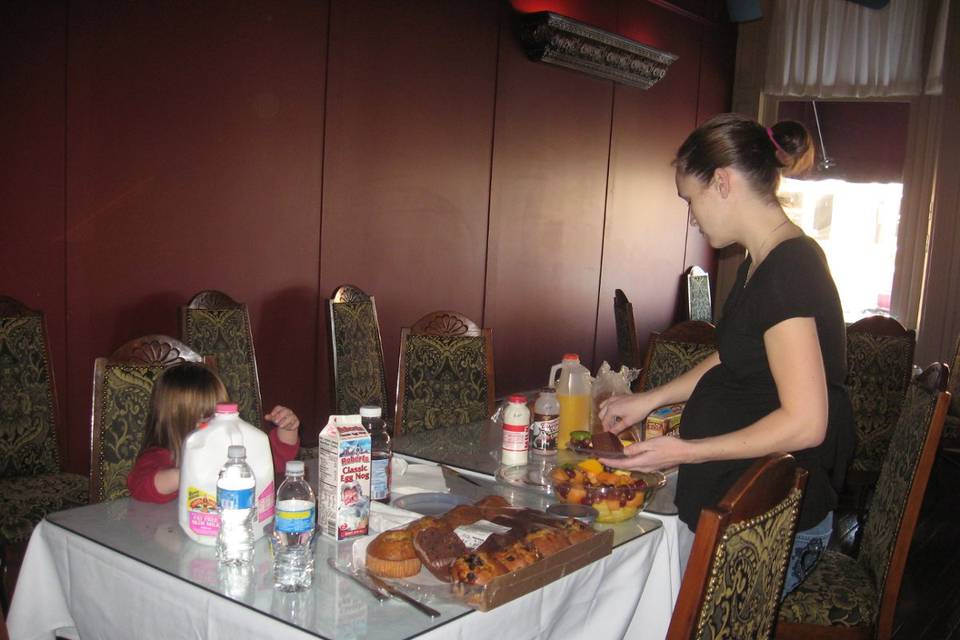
[[7, 418, 683, 640]]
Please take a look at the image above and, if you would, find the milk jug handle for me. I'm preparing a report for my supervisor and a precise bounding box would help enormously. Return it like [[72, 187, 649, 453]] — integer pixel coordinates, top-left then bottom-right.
[[548, 363, 562, 388]]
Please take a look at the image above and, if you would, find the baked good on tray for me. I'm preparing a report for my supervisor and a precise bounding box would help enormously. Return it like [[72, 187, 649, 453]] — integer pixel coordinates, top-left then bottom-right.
[[413, 525, 468, 582], [523, 528, 572, 557], [474, 494, 511, 519], [450, 551, 506, 586], [441, 504, 483, 529], [493, 541, 542, 572], [366, 529, 421, 578], [405, 516, 450, 536], [557, 517, 595, 544]]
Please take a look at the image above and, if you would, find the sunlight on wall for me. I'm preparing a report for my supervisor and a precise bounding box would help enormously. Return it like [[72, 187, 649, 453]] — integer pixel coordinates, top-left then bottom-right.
[[780, 177, 903, 323]]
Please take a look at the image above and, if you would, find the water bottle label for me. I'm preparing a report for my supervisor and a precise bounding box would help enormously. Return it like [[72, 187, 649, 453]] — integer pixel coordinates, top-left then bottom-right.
[[276, 505, 316, 534], [218, 487, 254, 510], [371, 458, 390, 501]]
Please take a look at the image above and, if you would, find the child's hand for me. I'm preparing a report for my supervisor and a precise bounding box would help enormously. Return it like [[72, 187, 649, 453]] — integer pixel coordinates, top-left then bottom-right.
[[266, 405, 300, 445]]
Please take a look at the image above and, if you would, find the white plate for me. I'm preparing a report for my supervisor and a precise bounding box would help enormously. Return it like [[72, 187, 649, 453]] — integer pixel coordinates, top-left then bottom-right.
[[391, 492, 471, 516]]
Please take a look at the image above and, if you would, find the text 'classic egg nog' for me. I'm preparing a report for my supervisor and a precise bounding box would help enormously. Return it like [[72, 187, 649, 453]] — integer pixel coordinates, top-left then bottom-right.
[[549, 354, 592, 449], [318, 415, 371, 541]]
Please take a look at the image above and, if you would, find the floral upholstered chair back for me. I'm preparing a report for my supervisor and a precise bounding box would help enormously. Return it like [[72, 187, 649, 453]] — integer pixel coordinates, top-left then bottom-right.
[[0, 297, 87, 544], [328, 285, 389, 416], [777, 363, 949, 640], [845, 316, 916, 474], [395, 311, 495, 437], [89, 336, 205, 503], [0, 299, 61, 479], [858, 363, 950, 614], [943, 334, 960, 446], [667, 453, 807, 640], [638, 321, 716, 393], [181, 290, 262, 428]]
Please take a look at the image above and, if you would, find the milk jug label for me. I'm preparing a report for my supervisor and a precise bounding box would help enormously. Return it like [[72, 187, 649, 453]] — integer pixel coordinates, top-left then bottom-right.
[[371, 458, 389, 501], [257, 481, 276, 522], [187, 486, 220, 536], [218, 487, 254, 510], [276, 501, 316, 534]]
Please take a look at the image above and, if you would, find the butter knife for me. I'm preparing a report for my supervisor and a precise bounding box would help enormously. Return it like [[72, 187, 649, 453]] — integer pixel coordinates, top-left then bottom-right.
[[440, 464, 484, 488], [366, 572, 441, 618], [326, 558, 388, 602]]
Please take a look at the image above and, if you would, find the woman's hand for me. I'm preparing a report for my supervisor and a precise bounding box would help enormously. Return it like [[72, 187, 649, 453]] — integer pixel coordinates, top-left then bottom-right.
[[599, 436, 694, 473], [266, 405, 300, 445], [598, 393, 655, 434]]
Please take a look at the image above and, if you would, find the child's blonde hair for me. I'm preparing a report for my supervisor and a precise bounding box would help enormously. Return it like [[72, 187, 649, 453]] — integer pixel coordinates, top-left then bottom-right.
[[141, 362, 229, 465]]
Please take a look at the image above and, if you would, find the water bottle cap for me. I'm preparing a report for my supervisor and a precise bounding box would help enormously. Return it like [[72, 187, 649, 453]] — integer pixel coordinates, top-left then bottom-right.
[[285, 460, 305, 475], [216, 403, 239, 414], [359, 405, 383, 418], [539, 387, 556, 395], [507, 394, 527, 404], [227, 445, 246, 458], [562, 353, 580, 362]]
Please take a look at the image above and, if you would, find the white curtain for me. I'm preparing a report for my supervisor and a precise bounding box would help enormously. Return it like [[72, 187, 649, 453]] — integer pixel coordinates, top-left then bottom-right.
[[765, 0, 928, 97], [925, 0, 950, 95]]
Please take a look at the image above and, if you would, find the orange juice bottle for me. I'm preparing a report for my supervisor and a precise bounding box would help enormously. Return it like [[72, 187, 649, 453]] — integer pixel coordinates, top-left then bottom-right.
[[548, 354, 592, 450]]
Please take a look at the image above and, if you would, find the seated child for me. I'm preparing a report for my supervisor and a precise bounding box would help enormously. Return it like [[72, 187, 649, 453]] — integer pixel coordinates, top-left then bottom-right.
[[127, 362, 300, 503]]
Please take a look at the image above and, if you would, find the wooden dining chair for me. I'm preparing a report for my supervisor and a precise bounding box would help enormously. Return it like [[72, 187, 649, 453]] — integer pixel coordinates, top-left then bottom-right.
[[777, 363, 951, 640], [637, 320, 717, 393], [684, 265, 712, 323], [327, 284, 389, 416], [614, 289, 643, 372], [89, 335, 208, 503], [667, 453, 808, 640], [0, 297, 88, 614], [840, 315, 916, 548], [180, 290, 263, 428], [394, 311, 495, 437]]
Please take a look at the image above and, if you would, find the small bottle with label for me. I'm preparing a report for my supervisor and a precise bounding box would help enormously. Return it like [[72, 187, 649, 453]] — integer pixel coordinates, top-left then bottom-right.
[[530, 388, 560, 455], [501, 395, 530, 466], [360, 405, 392, 504]]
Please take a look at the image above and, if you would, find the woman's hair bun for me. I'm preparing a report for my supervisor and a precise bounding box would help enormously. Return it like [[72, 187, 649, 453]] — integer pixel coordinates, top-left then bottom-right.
[[769, 120, 814, 177]]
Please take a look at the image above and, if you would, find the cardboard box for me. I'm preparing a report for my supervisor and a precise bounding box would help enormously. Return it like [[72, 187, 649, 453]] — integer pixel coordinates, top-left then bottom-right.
[[457, 528, 614, 611], [644, 403, 684, 440], [318, 415, 371, 540]]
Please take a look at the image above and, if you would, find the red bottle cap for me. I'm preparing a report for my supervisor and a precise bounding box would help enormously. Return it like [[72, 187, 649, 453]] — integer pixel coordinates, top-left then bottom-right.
[[215, 403, 239, 413], [562, 353, 580, 361], [508, 394, 527, 404]]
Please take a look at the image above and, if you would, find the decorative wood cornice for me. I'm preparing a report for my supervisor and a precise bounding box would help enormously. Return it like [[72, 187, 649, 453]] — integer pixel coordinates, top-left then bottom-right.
[[516, 12, 678, 90]]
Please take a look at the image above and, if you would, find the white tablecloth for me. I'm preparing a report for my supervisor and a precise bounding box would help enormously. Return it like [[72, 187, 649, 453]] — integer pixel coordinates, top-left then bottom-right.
[[9, 510, 680, 640]]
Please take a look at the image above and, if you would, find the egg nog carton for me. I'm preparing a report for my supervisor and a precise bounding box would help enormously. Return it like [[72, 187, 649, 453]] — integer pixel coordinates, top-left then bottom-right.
[[318, 415, 371, 540]]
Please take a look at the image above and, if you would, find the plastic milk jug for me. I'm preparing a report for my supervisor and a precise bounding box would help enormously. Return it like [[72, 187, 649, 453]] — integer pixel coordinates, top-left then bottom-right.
[[178, 403, 276, 545], [549, 354, 592, 450]]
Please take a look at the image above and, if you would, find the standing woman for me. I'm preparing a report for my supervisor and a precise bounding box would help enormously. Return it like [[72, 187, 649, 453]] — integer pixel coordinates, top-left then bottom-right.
[[599, 113, 855, 594]]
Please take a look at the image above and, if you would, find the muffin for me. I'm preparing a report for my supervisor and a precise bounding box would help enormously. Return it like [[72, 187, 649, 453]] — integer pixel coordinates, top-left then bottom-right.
[[474, 495, 511, 519], [366, 529, 421, 578], [405, 516, 450, 537], [413, 525, 468, 582]]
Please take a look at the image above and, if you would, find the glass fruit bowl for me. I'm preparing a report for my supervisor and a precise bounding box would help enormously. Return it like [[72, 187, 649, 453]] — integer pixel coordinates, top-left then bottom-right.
[[549, 459, 666, 523]]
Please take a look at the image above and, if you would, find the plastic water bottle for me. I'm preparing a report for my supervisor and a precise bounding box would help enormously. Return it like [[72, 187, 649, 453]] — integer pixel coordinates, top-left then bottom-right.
[[216, 445, 256, 565], [273, 460, 316, 591]]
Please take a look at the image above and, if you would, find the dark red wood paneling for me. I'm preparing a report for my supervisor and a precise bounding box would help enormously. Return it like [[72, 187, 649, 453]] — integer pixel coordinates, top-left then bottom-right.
[[0, 2, 69, 461], [486, 1, 617, 394], [595, 2, 708, 369], [318, 0, 500, 425], [65, 1, 327, 472]]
